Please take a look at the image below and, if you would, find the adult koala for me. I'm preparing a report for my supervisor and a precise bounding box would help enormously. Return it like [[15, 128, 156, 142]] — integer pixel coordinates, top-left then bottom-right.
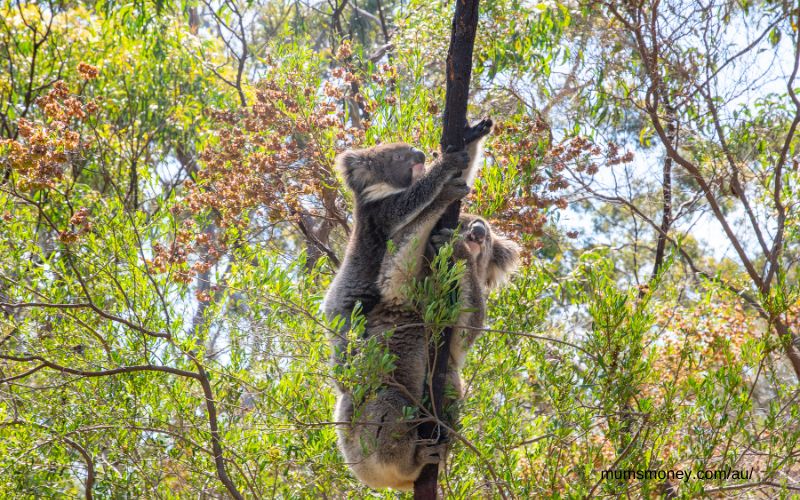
[[323, 119, 493, 371]]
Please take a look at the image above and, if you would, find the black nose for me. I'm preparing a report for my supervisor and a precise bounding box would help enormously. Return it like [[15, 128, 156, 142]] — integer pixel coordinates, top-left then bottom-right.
[[469, 222, 486, 242], [414, 151, 426, 163]]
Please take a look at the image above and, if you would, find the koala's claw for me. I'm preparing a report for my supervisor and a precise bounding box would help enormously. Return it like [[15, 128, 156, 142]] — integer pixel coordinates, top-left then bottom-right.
[[416, 442, 448, 466], [464, 117, 493, 144], [440, 179, 469, 202], [442, 151, 469, 176]]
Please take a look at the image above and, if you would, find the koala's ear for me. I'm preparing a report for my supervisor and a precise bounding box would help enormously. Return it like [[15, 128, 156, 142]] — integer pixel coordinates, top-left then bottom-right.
[[335, 150, 373, 194], [487, 235, 521, 289]]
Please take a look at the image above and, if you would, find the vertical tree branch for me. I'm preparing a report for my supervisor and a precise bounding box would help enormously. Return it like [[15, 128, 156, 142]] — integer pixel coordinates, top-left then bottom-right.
[[765, 12, 800, 288], [415, 0, 481, 498], [650, 88, 675, 281], [195, 363, 245, 500]]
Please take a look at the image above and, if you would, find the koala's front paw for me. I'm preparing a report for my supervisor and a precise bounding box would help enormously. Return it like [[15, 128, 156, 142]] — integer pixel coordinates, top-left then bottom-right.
[[430, 228, 455, 252], [440, 178, 469, 202], [452, 238, 475, 262], [442, 150, 470, 175], [456, 220, 487, 261], [464, 117, 493, 144], [454, 224, 486, 262]]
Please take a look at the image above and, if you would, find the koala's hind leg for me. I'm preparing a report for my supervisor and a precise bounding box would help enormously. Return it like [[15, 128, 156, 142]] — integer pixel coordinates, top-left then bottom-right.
[[342, 387, 438, 489], [416, 440, 448, 466], [369, 388, 423, 468]]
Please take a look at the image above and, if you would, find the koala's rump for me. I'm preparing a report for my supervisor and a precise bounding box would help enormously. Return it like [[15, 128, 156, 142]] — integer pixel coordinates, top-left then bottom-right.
[[335, 306, 433, 488]]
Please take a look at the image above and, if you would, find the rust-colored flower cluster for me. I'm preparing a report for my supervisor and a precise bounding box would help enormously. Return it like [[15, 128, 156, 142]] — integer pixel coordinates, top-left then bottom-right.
[[77, 62, 99, 80], [486, 116, 634, 245], [335, 40, 353, 60], [143, 218, 223, 285], [182, 69, 366, 231], [158, 59, 370, 284], [483, 117, 554, 242], [59, 207, 93, 244], [1, 80, 96, 191]]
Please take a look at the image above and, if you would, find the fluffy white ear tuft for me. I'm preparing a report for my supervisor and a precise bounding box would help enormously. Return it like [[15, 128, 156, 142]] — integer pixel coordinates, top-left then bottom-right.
[[487, 235, 521, 290], [335, 150, 373, 194]]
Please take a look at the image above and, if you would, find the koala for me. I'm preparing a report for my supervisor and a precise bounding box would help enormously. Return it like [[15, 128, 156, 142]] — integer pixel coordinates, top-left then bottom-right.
[[334, 213, 520, 491], [433, 215, 521, 374], [323, 119, 494, 362]]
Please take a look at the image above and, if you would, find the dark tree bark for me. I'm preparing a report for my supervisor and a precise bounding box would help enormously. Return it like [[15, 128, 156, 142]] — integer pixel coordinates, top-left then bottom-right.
[[414, 1, 481, 498], [650, 92, 676, 282]]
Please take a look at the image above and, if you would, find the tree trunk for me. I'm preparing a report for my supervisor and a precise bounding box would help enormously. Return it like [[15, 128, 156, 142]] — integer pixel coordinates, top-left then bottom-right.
[[414, 0, 481, 498]]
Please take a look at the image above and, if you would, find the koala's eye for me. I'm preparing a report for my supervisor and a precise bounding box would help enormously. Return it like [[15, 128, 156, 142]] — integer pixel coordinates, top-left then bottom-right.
[[393, 153, 404, 161]]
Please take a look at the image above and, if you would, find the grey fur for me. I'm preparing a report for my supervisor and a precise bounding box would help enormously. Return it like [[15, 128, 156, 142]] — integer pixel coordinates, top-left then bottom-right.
[[323, 145, 470, 367], [322, 119, 493, 366], [334, 213, 520, 490]]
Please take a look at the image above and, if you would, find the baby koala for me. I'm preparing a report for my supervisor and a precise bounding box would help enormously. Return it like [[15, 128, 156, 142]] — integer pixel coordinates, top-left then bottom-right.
[[433, 215, 521, 376], [334, 214, 520, 491]]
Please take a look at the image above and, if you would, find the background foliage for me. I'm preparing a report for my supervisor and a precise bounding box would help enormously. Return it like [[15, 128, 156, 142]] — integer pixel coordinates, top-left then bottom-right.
[[1, 0, 799, 497]]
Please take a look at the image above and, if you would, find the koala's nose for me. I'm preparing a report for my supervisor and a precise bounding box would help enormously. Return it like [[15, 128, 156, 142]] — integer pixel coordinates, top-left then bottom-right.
[[469, 222, 486, 243], [414, 151, 426, 164]]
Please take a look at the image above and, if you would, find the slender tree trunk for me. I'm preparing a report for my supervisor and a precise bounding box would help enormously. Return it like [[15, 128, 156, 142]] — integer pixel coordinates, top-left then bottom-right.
[[650, 93, 676, 281], [414, 1, 481, 498]]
